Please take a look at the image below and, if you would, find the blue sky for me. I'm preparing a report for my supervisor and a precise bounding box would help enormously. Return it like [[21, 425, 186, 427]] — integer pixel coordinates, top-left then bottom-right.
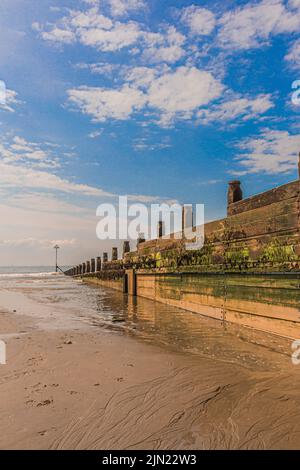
[[0, 0, 299, 265]]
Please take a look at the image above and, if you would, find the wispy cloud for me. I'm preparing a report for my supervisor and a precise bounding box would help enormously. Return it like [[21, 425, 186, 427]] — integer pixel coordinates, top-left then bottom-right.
[[36, 6, 142, 51], [68, 84, 146, 122], [285, 38, 300, 69], [198, 94, 274, 124], [218, 0, 300, 50], [0, 237, 79, 249], [68, 66, 224, 126], [142, 26, 186, 64], [233, 129, 300, 175], [88, 129, 103, 138], [180, 5, 216, 36], [0, 88, 21, 112], [0, 161, 114, 197], [36, 3, 187, 65], [0, 136, 61, 169], [36, 0, 300, 59], [108, 0, 146, 17], [133, 136, 172, 151], [0, 134, 170, 203]]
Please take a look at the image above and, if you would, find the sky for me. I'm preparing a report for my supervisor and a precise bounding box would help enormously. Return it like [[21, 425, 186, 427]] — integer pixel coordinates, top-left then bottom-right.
[[0, 0, 299, 266]]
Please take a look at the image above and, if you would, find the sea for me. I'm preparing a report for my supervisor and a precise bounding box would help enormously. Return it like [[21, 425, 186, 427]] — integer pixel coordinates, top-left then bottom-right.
[[0, 266, 71, 276]]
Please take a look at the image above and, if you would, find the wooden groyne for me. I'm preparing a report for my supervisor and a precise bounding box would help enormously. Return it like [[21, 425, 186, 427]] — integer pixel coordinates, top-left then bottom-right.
[[65, 162, 300, 339]]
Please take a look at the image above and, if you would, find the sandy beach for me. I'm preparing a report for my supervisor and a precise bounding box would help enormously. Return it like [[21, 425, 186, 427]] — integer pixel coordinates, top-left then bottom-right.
[[1, 273, 300, 450]]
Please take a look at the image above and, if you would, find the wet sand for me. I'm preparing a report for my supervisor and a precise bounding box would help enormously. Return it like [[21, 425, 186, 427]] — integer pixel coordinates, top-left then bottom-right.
[[1, 274, 300, 449]]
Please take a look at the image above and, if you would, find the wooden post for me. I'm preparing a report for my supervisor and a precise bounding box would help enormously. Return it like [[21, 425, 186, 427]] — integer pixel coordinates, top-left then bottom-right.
[[126, 269, 136, 296], [158, 220, 164, 238], [91, 258, 95, 273], [112, 247, 118, 261], [86, 260, 91, 274], [123, 241, 130, 258]]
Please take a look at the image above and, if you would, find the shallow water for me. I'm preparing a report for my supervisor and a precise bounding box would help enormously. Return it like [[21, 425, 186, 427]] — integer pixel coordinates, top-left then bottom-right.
[[0, 272, 295, 372]]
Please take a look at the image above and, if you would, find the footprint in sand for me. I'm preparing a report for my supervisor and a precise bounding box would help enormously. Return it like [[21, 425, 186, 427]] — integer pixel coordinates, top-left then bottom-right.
[[25, 399, 35, 407], [36, 399, 53, 407]]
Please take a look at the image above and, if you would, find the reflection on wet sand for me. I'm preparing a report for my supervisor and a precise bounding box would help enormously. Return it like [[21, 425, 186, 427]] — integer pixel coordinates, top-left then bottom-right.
[[10, 274, 296, 373], [85, 286, 291, 372], [136, 273, 300, 339]]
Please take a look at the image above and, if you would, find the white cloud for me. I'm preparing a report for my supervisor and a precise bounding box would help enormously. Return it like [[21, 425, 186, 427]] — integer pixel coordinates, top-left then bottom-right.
[[69, 8, 113, 30], [108, 0, 146, 17], [0, 158, 167, 209], [133, 136, 171, 151], [36, 0, 300, 64], [285, 39, 300, 69], [0, 135, 115, 196], [198, 94, 274, 124], [8, 192, 91, 215], [0, 161, 114, 197], [79, 20, 141, 51], [0, 88, 21, 112], [68, 66, 223, 126], [35, 1, 298, 131], [218, 0, 300, 50], [68, 85, 146, 122], [0, 238, 79, 249], [143, 26, 186, 64], [146, 66, 223, 125], [41, 27, 76, 44], [124, 66, 162, 88], [144, 44, 184, 64], [0, 135, 167, 205], [88, 129, 103, 138], [234, 129, 300, 174], [0, 136, 60, 169], [181, 5, 216, 36], [37, 6, 143, 52], [75, 62, 120, 75], [37, 4, 186, 61]]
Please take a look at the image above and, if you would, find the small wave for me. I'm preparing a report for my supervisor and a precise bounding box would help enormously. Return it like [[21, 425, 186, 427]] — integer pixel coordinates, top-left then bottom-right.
[[0, 271, 62, 278]]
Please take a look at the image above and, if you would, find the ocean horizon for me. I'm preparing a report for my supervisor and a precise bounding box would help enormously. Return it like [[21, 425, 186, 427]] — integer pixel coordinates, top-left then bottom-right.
[[0, 266, 71, 275]]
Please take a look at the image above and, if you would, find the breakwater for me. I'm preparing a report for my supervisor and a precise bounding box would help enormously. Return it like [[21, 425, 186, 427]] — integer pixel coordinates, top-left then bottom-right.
[[65, 168, 300, 339]]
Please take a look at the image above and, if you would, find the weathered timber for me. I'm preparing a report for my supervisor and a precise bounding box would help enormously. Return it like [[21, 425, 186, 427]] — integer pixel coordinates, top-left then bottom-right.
[[77, 172, 300, 338]]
